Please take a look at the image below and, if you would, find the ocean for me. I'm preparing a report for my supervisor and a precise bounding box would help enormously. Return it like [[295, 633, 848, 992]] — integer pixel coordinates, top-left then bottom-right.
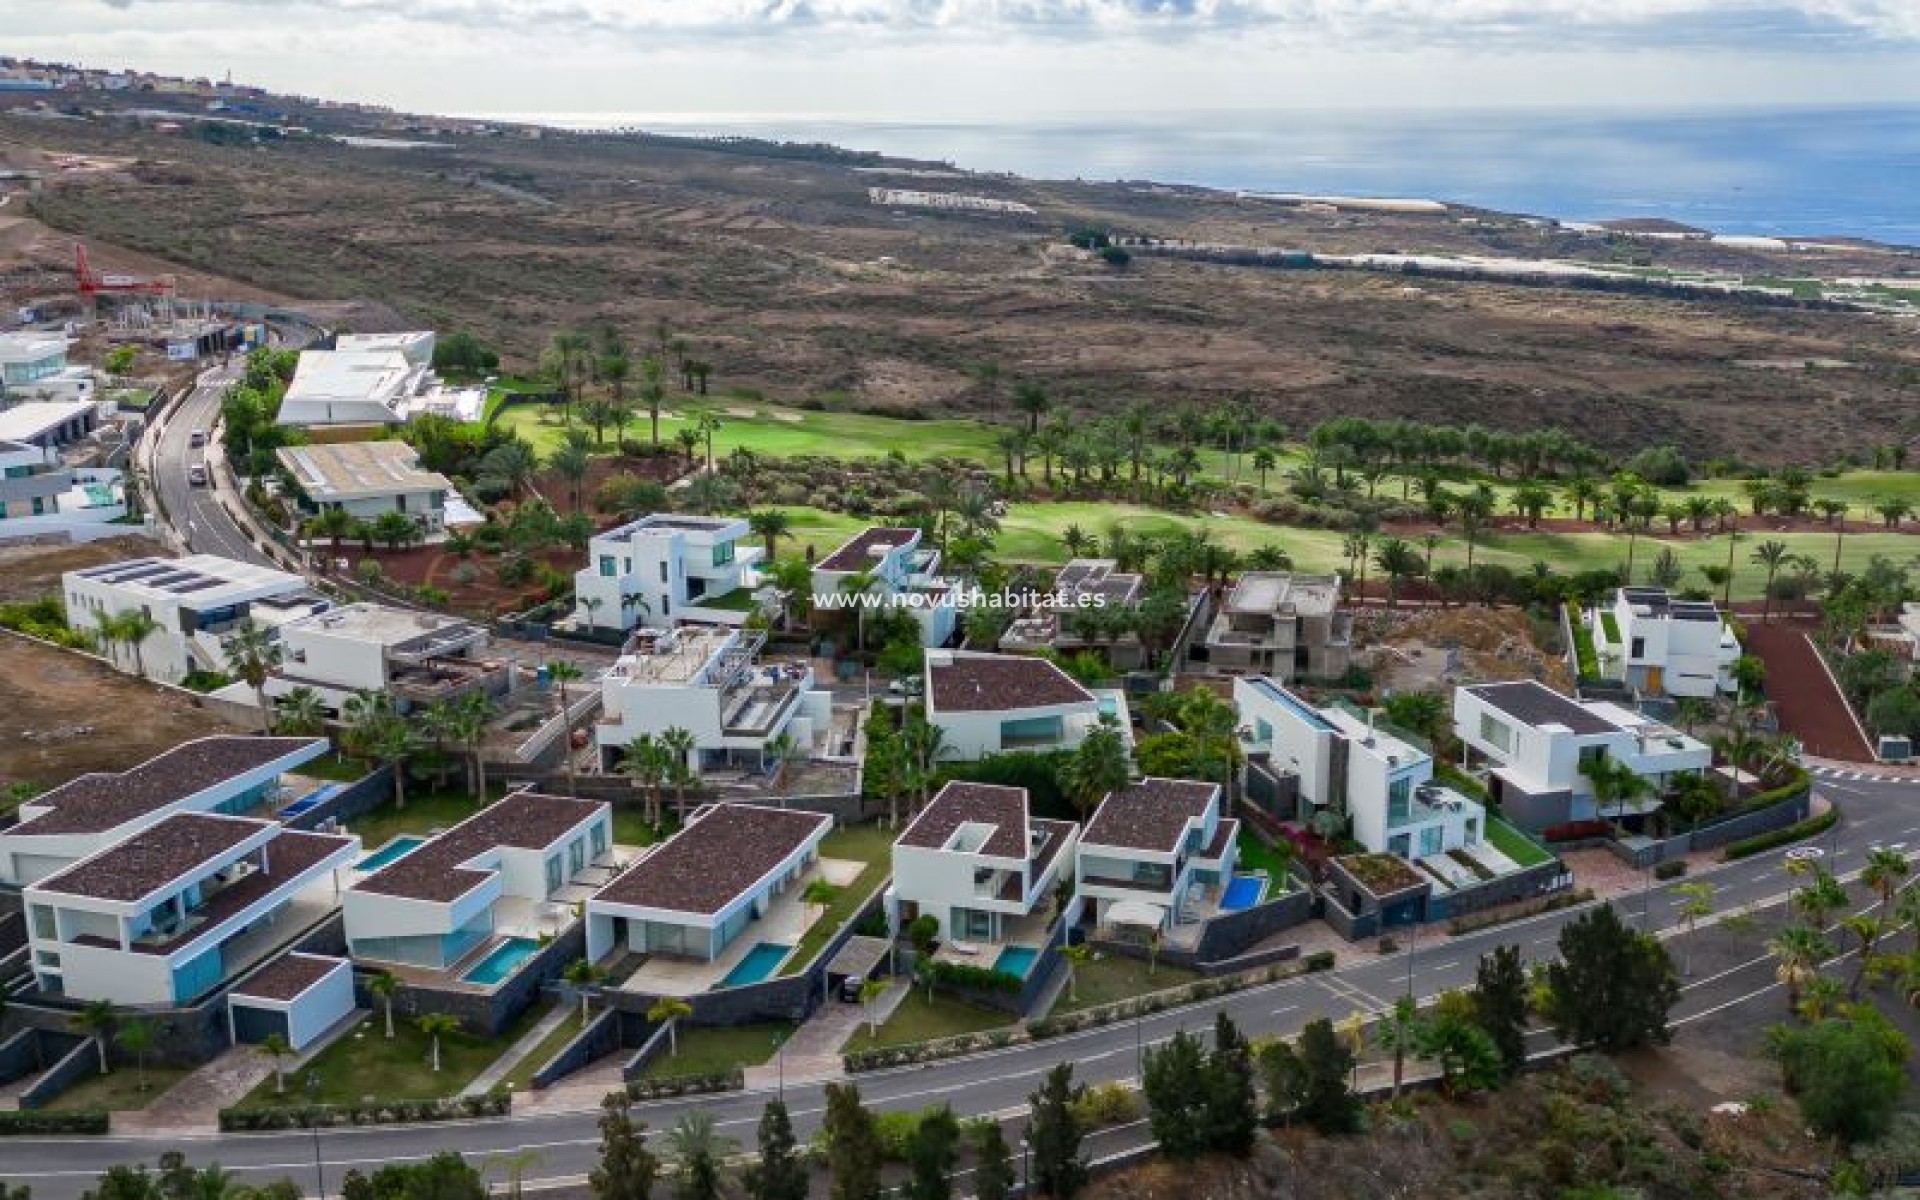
[[510, 106, 1920, 246]]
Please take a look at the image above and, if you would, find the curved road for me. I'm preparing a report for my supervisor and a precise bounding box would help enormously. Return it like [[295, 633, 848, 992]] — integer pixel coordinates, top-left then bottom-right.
[[8, 775, 1917, 1197], [144, 362, 274, 567]]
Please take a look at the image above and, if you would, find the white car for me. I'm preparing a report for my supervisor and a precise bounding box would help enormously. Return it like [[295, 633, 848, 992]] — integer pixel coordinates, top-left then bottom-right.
[[1784, 846, 1825, 862]]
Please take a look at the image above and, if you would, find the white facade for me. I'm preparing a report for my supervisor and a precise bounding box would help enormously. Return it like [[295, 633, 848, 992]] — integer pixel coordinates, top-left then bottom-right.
[[922, 650, 1121, 760], [273, 333, 482, 427], [890, 782, 1080, 944], [0, 439, 126, 535], [1592, 587, 1741, 699], [811, 525, 959, 648], [276, 441, 452, 535], [227, 954, 356, 1051], [63, 554, 314, 683], [1235, 677, 1482, 860], [1454, 680, 1712, 831], [0, 399, 105, 451], [263, 602, 497, 715], [1076, 778, 1237, 930], [0, 332, 69, 388], [573, 513, 763, 632], [595, 626, 829, 770]]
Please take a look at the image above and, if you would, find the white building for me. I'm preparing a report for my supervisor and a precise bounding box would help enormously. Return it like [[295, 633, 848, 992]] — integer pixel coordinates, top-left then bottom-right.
[[1454, 680, 1713, 831], [263, 602, 505, 715], [1234, 677, 1483, 860], [275, 440, 454, 536], [344, 791, 611, 970], [64, 554, 316, 683], [226, 952, 356, 1051], [585, 802, 832, 963], [595, 626, 830, 772], [272, 332, 484, 427], [573, 513, 764, 633], [1591, 587, 1741, 699], [24, 812, 358, 1005], [333, 331, 435, 368], [0, 438, 125, 536], [0, 332, 72, 390], [1197, 572, 1352, 680], [1077, 778, 1237, 930], [0, 399, 106, 452], [0, 736, 329, 888], [923, 650, 1122, 760], [811, 525, 959, 648], [890, 781, 1079, 945]]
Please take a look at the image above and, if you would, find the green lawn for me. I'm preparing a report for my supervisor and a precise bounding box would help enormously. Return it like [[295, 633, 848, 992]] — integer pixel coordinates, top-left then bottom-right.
[[842, 990, 1014, 1051], [498, 399, 1006, 462], [1051, 952, 1201, 1015], [641, 1021, 791, 1079], [695, 585, 761, 612], [42, 1064, 194, 1112], [344, 788, 488, 851], [234, 1002, 547, 1109], [1233, 828, 1298, 886], [780, 823, 895, 976], [1485, 816, 1553, 869], [500, 1004, 591, 1093], [299, 753, 377, 783]]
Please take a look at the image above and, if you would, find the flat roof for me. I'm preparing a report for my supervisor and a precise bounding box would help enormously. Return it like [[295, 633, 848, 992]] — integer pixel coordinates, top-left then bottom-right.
[[594, 803, 832, 916], [594, 512, 742, 543], [1225, 571, 1342, 615], [68, 553, 305, 603], [1082, 777, 1218, 854], [816, 526, 920, 573], [0, 400, 94, 442], [1465, 680, 1619, 736], [927, 652, 1095, 713], [1245, 677, 1338, 734], [8, 736, 326, 837], [230, 952, 347, 1002], [354, 791, 605, 903], [283, 602, 481, 651], [283, 349, 416, 403], [32, 812, 268, 902], [276, 440, 450, 500], [898, 781, 1029, 858], [0, 332, 68, 361]]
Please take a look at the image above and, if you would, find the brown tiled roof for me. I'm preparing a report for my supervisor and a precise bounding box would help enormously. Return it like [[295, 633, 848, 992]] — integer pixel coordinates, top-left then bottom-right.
[[32, 813, 270, 901], [354, 792, 605, 903], [816, 526, 919, 573], [9, 736, 327, 837], [231, 953, 346, 1002], [594, 803, 831, 916], [897, 782, 1028, 859], [1197, 817, 1238, 861], [1082, 778, 1219, 854], [927, 654, 1094, 713], [129, 829, 352, 954], [1029, 818, 1076, 881]]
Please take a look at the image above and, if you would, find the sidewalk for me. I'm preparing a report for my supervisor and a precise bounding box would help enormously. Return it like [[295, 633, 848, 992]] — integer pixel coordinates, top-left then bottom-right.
[[464, 1003, 571, 1097], [742, 981, 908, 1088]]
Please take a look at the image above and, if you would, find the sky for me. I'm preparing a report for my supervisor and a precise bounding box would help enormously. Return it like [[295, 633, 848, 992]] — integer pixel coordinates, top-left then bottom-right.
[[5, 1, 1920, 120]]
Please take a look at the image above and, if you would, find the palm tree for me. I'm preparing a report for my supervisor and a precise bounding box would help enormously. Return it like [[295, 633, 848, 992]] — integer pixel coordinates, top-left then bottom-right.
[[1671, 697, 1711, 736], [367, 710, 415, 811], [663, 1110, 737, 1200], [1839, 913, 1885, 999], [1012, 381, 1050, 435], [1671, 881, 1715, 976], [69, 1000, 118, 1074], [1790, 866, 1848, 930], [659, 726, 697, 818], [1765, 925, 1832, 1012], [1059, 942, 1091, 1002], [308, 505, 357, 553], [368, 970, 402, 1038], [550, 436, 593, 513], [1750, 539, 1790, 621], [562, 958, 607, 1026], [619, 733, 671, 827], [802, 877, 841, 926], [1375, 995, 1425, 1099], [639, 353, 667, 447], [274, 686, 327, 737], [1372, 536, 1421, 609], [647, 997, 693, 1056], [1563, 476, 1600, 523], [487, 1149, 546, 1200], [448, 692, 495, 804], [223, 619, 282, 733], [857, 977, 890, 1038], [417, 1012, 459, 1071], [1251, 447, 1277, 491], [116, 1016, 156, 1093], [1862, 847, 1910, 925], [1796, 973, 1847, 1023], [258, 1032, 294, 1094], [546, 660, 585, 796], [116, 609, 161, 679], [748, 510, 792, 561], [1057, 725, 1130, 820]]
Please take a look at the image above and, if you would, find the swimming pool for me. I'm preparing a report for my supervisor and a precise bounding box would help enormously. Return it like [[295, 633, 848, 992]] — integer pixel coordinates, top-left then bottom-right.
[[716, 943, 791, 989], [992, 945, 1039, 978], [1220, 875, 1267, 912], [278, 782, 344, 820], [461, 937, 541, 985], [355, 835, 426, 872]]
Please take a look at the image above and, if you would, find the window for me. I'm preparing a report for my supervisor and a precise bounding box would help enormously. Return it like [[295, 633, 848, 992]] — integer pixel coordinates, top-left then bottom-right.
[[1418, 827, 1443, 857], [712, 540, 735, 567], [1387, 776, 1412, 825], [591, 821, 608, 858], [396, 494, 408, 512], [1255, 718, 1273, 744], [1478, 713, 1514, 754], [659, 562, 669, 583], [569, 837, 586, 874], [599, 555, 616, 578], [544, 855, 563, 895], [1630, 637, 1646, 657]]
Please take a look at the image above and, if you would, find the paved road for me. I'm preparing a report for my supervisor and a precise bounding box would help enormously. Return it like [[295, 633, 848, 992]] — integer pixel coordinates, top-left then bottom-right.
[[8, 774, 1917, 1197], [147, 364, 274, 568]]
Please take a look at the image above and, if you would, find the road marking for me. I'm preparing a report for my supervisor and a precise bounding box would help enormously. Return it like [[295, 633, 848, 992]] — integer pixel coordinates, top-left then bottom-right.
[[1429, 960, 1459, 972], [1271, 1003, 1298, 1017]]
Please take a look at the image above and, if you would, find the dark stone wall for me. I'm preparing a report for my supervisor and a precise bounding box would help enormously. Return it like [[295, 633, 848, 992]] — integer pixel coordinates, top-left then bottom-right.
[[368, 922, 586, 1038], [1612, 784, 1813, 867], [1190, 886, 1313, 963], [0, 1027, 83, 1088], [1427, 860, 1574, 921], [286, 765, 394, 832], [529, 1007, 622, 1091], [17, 1036, 97, 1110]]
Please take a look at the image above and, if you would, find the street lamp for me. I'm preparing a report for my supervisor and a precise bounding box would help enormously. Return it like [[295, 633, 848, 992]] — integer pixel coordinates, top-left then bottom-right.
[[1402, 913, 1418, 998], [306, 1070, 324, 1200], [773, 1029, 785, 1103]]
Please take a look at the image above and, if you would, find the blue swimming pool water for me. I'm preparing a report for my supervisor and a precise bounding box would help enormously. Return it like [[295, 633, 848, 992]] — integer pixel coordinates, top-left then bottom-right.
[[355, 835, 426, 872], [716, 943, 791, 989], [279, 782, 343, 820], [1220, 876, 1267, 912], [461, 937, 541, 986], [992, 945, 1039, 978]]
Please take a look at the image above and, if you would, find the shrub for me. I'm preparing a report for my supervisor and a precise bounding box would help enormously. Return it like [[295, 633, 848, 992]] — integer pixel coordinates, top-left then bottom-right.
[[622, 1068, 743, 1102], [1304, 950, 1336, 972], [0, 1109, 109, 1135], [1723, 807, 1839, 860], [219, 1090, 509, 1131], [929, 960, 1022, 994], [1653, 859, 1687, 880], [1071, 1081, 1142, 1128]]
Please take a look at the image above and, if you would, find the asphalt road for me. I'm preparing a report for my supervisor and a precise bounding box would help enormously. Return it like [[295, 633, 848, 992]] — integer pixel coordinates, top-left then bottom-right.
[[8, 775, 1917, 1197], [147, 363, 273, 568]]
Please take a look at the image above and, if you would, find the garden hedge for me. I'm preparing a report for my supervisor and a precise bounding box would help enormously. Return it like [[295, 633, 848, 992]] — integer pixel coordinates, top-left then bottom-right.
[[622, 1068, 743, 1102], [1723, 807, 1839, 861], [0, 1109, 108, 1135], [218, 1090, 508, 1131]]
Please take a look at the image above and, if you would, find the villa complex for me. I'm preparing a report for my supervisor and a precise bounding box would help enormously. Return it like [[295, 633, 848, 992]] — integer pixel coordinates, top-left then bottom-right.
[[812, 525, 960, 648], [1590, 586, 1742, 700], [923, 649, 1124, 759], [890, 781, 1079, 945], [1194, 571, 1352, 680], [573, 513, 763, 632]]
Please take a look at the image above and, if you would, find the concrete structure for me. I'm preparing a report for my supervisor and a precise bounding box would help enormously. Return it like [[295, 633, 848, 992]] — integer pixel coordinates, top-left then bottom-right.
[[890, 781, 1079, 944], [1235, 677, 1483, 859], [333, 331, 434, 368], [1591, 587, 1741, 699], [0, 332, 70, 389], [572, 513, 763, 633], [997, 558, 1155, 670], [262, 602, 506, 715], [63, 554, 314, 684], [0, 439, 125, 532], [275, 440, 454, 536], [0, 736, 328, 889], [812, 525, 959, 648], [0, 400, 105, 452], [1077, 778, 1236, 930], [1454, 680, 1712, 830], [595, 626, 830, 772], [343, 791, 610, 970], [1197, 572, 1351, 680], [272, 332, 484, 427], [585, 803, 832, 964], [923, 650, 1121, 760], [23, 813, 357, 1005], [227, 953, 354, 1050]]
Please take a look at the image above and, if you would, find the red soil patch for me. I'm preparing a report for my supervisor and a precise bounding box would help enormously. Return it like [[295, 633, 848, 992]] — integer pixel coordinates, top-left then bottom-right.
[[1741, 619, 1874, 761]]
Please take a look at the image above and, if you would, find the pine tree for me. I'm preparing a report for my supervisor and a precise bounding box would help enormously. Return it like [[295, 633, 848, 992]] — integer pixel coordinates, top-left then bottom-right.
[[590, 1095, 660, 1200], [823, 1083, 883, 1200], [1261, 1018, 1361, 1135], [904, 1105, 961, 1200], [1471, 944, 1530, 1077], [1027, 1063, 1089, 1200], [970, 1122, 1016, 1200], [1142, 1030, 1210, 1159], [741, 1099, 809, 1200], [1544, 904, 1680, 1051], [1202, 1012, 1259, 1156]]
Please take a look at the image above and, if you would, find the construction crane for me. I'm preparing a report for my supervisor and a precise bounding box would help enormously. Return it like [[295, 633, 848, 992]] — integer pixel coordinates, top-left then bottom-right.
[[74, 242, 175, 299]]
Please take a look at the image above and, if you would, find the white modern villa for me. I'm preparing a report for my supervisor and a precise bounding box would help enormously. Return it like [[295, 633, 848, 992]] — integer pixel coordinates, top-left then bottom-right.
[[1590, 586, 1742, 699], [63, 554, 319, 683], [275, 440, 457, 536], [262, 602, 506, 716], [572, 513, 764, 633], [923, 650, 1125, 760], [811, 525, 959, 648], [1077, 778, 1237, 931], [890, 781, 1080, 945]]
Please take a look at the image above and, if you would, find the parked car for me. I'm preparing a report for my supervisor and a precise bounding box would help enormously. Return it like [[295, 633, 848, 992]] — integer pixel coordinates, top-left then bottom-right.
[[887, 677, 924, 698], [187, 464, 207, 487]]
